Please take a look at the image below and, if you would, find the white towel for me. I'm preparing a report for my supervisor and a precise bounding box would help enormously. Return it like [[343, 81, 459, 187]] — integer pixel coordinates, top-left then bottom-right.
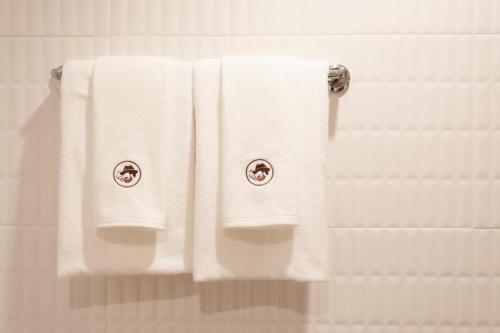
[[57, 59, 194, 275], [220, 56, 302, 229], [192, 57, 330, 281], [91, 56, 171, 230]]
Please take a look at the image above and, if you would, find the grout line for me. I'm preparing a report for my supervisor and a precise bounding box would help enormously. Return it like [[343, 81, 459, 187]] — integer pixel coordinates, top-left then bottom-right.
[[1, 33, 500, 39], [347, 227, 352, 328], [105, 0, 111, 330], [0, 36, 111, 39], [3, 225, 500, 229], [471, 1, 476, 330], [0, 81, 487, 86], [328, 226, 500, 230]]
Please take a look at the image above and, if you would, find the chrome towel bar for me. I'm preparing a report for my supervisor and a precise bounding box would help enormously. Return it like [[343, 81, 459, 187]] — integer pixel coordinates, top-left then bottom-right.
[[51, 63, 350, 94]]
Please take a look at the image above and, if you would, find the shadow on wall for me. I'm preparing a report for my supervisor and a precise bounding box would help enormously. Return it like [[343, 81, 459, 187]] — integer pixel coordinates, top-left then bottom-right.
[[18, 80, 61, 227], [329, 94, 340, 139], [4, 81, 64, 323], [10, 80, 339, 324]]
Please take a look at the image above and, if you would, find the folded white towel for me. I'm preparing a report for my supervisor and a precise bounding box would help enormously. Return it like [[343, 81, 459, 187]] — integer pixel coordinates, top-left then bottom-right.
[[220, 56, 302, 229], [91, 56, 171, 230], [192, 57, 330, 281], [58, 59, 194, 275]]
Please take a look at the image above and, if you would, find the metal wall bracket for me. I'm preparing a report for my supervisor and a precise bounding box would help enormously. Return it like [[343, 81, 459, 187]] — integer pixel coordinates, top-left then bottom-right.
[[328, 64, 350, 94]]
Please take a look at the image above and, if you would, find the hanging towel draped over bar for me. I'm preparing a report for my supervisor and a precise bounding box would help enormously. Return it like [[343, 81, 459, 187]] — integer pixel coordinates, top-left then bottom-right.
[[51, 63, 350, 94]]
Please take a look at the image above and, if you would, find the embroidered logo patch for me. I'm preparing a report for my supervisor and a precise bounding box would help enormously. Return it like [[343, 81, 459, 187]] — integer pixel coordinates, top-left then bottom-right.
[[246, 159, 274, 186], [113, 161, 141, 188]]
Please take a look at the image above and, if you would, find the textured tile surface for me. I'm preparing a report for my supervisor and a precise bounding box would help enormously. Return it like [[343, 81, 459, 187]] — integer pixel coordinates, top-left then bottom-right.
[[474, 230, 500, 333], [0, 0, 499, 332]]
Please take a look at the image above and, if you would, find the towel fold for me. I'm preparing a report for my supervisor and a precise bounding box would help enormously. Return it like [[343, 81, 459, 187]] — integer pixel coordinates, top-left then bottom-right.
[[192, 57, 330, 281], [91, 56, 171, 230], [58, 59, 194, 275], [220, 56, 302, 229]]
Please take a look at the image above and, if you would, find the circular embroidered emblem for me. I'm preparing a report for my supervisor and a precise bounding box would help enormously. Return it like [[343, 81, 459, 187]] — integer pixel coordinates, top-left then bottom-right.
[[246, 159, 274, 186], [113, 161, 141, 188]]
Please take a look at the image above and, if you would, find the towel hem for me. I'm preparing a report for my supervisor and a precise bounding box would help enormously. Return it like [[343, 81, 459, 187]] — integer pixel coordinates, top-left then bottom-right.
[[192, 272, 329, 282], [95, 218, 166, 231], [223, 215, 299, 229]]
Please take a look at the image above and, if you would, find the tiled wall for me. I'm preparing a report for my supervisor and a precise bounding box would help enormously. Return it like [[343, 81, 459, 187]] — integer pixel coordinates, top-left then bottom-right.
[[0, 0, 499, 332]]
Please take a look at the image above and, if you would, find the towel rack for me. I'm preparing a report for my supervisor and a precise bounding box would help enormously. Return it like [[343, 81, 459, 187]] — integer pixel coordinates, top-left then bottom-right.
[[50, 63, 350, 94]]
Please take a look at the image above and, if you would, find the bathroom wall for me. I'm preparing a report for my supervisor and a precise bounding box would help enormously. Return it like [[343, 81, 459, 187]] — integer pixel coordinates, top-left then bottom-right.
[[1, 0, 499, 332]]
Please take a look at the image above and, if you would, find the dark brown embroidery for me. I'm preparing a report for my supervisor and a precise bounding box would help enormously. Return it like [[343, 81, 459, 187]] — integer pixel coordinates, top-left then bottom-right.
[[246, 159, 274, 186], [113, 161, 141, 188]]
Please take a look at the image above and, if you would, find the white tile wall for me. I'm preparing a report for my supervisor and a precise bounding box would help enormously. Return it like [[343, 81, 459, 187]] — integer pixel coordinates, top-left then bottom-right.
[[0, 0, 498, 332]]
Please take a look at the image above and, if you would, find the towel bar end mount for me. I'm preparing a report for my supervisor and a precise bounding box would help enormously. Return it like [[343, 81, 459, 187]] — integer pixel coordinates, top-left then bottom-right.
[[51, 65, 63, 81], [328, 64, 349, 94]]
